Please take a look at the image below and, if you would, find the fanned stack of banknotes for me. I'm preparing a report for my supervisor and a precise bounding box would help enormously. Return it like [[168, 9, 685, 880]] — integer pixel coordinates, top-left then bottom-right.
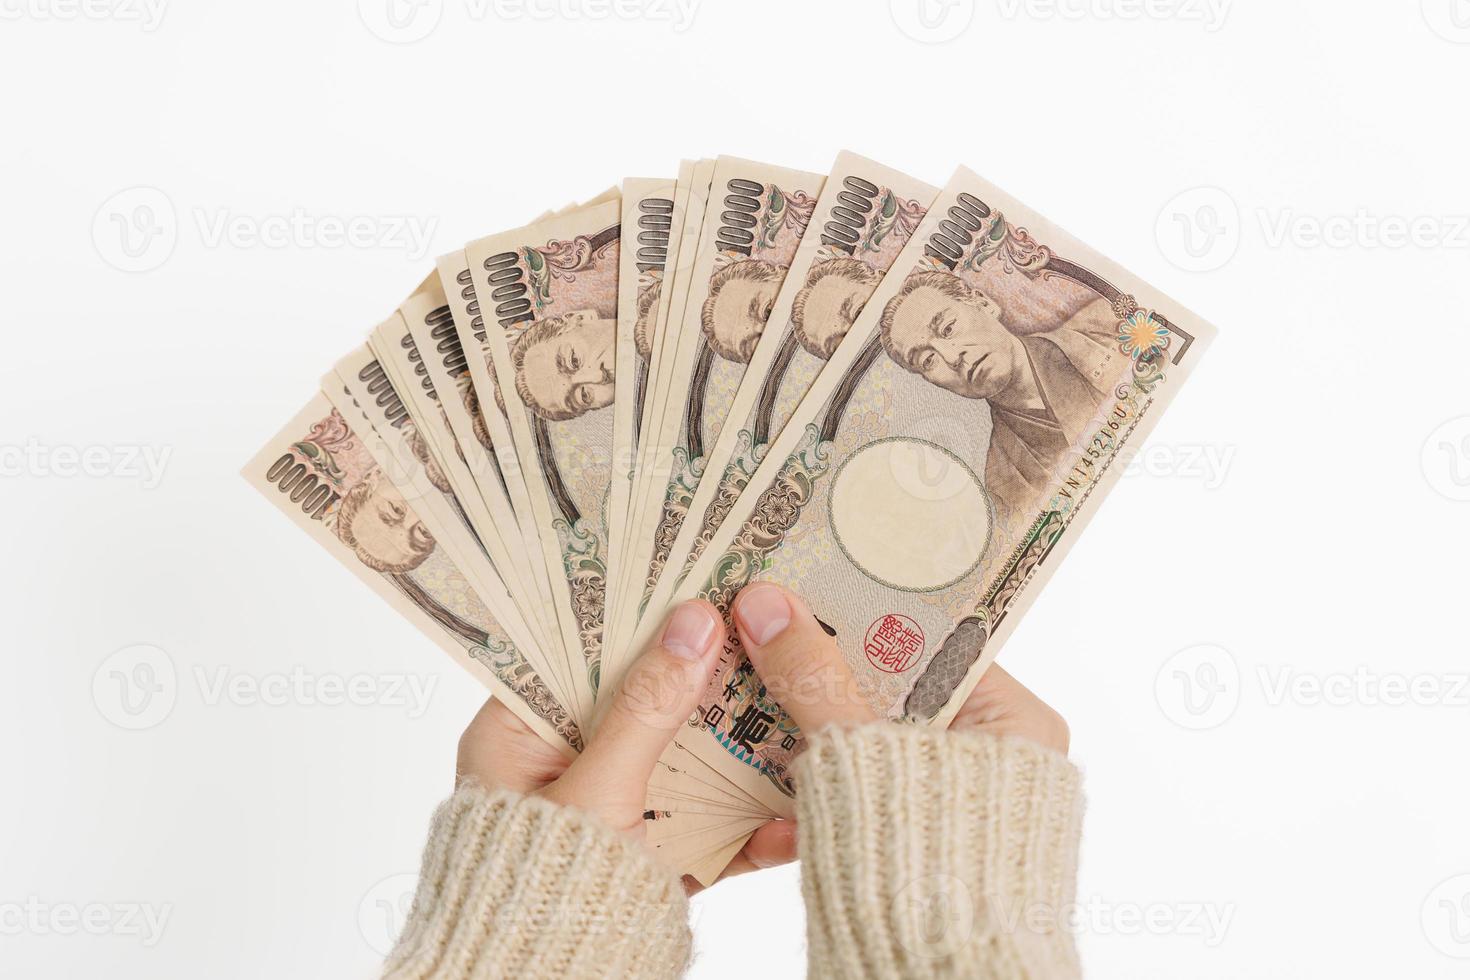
[[245, 152, 1215, 883]]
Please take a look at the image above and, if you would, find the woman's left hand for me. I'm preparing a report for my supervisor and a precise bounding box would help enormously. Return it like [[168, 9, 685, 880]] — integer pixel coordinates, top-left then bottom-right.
[[455, 599, 797, 893]]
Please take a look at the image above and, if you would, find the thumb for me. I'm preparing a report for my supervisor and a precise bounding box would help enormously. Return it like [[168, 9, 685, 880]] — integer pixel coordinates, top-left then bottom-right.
[[553, 601, 724, 820], [731, 582, 876, 733]]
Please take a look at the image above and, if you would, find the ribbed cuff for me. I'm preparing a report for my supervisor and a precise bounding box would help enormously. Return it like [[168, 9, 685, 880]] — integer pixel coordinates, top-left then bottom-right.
[[384, 786, 692, 980], [796, 726, 1084, 980]]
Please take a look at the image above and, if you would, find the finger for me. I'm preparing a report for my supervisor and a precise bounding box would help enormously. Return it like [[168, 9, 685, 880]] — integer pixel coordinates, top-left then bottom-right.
[[949, 662, 1070, 753], [681, 821, 798, 895], [731, 819, 797, 874], [731, 582, 876, 732], [955, 663, 1024, 718], [456, 698, 569, 794], [557, 601, 724, 807]]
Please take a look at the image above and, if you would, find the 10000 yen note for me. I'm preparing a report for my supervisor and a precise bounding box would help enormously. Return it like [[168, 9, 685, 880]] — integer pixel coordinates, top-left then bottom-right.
[[605, 160, 710, 688], [651, 167, 1217, 813], [435, 248, 566, 663], [643, 153, 937, 619], [324, 341, 576, 714], [606, 177, 680, 660], [463, 197, 623, 719], [370, 297, 556, 658], [244, 395, 581, 753], [619, 157, 823, 652]]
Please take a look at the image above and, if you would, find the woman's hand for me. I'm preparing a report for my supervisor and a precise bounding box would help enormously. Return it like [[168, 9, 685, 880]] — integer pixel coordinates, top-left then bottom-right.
[[730, 581, 1068, 753], [456, 599, 797, 888]]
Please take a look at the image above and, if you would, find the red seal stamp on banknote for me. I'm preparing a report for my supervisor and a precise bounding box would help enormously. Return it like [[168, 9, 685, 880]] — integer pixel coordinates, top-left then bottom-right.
[[863, 614, 925, 674]]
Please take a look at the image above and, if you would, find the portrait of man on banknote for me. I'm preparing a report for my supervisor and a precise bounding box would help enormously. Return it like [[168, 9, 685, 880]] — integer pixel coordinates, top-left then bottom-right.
[[330, 460, 506, 654], [333, 468, 436, 575], [790, 256, 883, 360], [877, 268, 1119, 524], [405, 423, 453, 494], [510, 309, 618, 422], [700, 258, 784, 363], [462, 384, 494, 452], [634, 281, 660, 362]]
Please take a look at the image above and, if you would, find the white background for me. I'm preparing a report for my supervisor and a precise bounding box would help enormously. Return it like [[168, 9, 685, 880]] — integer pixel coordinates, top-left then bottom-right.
[[3, 0, 1468, 976]]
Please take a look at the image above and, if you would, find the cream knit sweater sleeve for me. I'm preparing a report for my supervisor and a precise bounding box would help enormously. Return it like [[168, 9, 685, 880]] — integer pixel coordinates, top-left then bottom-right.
[[383, 728, 1083, 980], [381, 787, 693, 979], [796, 726, 1084, 979]]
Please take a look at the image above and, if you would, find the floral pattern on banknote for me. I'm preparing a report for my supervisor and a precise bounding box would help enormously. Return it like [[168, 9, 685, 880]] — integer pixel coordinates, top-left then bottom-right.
[[641, 446, 704, 612], [756, 185, 816, 251], [523, 233, 618, 313], [682, 428, 767, 573], [688, 425, 832, 795], [470, 642, 583, 751], [856, 188, 925, 254], [556, 515, 607, 694]]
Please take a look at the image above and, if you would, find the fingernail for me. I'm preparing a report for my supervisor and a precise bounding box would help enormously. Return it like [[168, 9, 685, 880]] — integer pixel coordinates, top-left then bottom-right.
[[733, 583, 791, 647], [662, 602, 717, 661]]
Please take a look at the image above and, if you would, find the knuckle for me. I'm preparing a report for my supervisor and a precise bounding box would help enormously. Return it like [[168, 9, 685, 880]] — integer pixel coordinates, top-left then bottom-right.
[[775, 654, 830, 707], [1048, 711, 1071, 753], [758, 629, 850, 712], [616, 656, 693, 728]]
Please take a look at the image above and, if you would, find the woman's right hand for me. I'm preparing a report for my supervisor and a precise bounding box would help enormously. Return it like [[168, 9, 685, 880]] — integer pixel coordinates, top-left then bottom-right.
[[730, 581, 1068, 752]]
